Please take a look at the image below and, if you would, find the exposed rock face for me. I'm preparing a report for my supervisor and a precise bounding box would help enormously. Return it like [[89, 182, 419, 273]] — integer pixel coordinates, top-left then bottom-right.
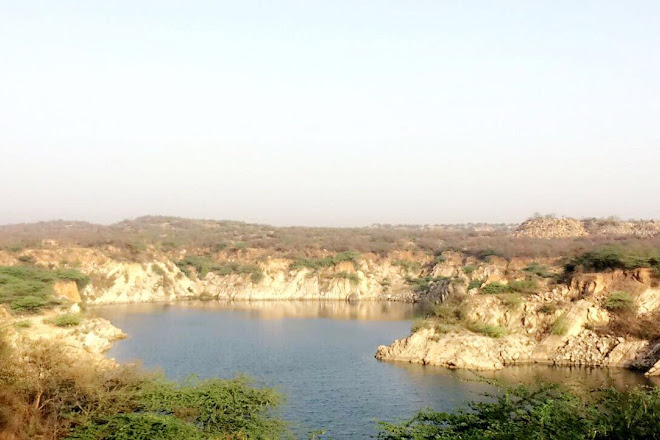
[[377, 271, 660, 374], [3, 310, 125, 366], [53, 279, 81, 303], [376, 329, 535, 370]]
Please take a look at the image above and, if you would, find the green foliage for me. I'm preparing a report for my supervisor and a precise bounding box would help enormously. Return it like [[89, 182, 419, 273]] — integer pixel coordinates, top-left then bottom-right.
[[66, 413, 209, 440], [18, 254, 35, 264], [501, 293, 522, 309], [46, 313, 82, 327], [481, 279, 538, 295], [0, 265, 88, 313], [334, 271, 359, 285], [462, 265, 476, 274], [551, 314, 570, 336], [377, 384, 660, 440], [467, 322, 507, 338], [565, 245, 660, 274], [467, 279, 484, 290], [524, 262, 555, 278], [433, 255, 446, 264], [393, 260, 422, 273], [13, 320, 31, 329], [480, 282, 511, 295], [406, 276, 449, 292], [290, 252, 362, 271], [0, 332, 289, 440], [603, 291, 635, 312], [175, 257, 263, 283]]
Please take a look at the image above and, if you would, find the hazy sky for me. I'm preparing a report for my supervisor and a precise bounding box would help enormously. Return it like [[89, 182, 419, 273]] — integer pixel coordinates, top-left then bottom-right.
[[1, 1, 658, 226]]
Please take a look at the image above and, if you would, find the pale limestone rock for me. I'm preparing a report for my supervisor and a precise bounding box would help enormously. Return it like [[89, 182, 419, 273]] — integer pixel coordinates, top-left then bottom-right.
[[376, 328, 535, 371], [54, 279, 81, 303]]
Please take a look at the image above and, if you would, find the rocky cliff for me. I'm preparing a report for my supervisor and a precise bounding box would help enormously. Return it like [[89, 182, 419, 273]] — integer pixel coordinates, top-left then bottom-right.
[[376, 262, 660, 377], [0, 248, 426, 304]]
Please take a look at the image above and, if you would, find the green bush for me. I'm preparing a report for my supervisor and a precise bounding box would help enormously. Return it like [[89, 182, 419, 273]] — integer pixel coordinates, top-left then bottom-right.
[[481, 279, 538, 295], [603, 291, 635, 312], [540, 303, 557, 314], [501, 293, 522, 309], [392, 260, 422, 273], [334, 271, 359, 285], [467, 322, 507, 338], [13, 320, 31, 329], [524, 262, 555, 278], [565, 245, 660, 274], [0, 266, 89, 313], [551, 315, 570, 336], [462, 265, 476, 274], [290, 252, 362, 271], [467, 279, 485, 290], [46, 313, 82, 327], [377, 385, 660, 440], [481, 282, 511, 295], [405, 276, 450, 292]]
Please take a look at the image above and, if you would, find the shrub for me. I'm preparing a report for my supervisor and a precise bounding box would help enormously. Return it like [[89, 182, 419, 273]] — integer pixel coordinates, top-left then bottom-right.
[[481, 282, 511, 295], [524, 262, 555, 278], [603, 291, 635, 312], [13, 320, 31, 329], [467, 322, 507, 338], [462, 265, 476, 274], [551, 315, 570, 336], [18, 255, 35, 264], [392, 260, 421, 273], [0, 266, 89, 313], [250, 270, 264, 284], [481, 279, 538, 295], [501, 293, 522, 309], [377, 384, 660, 440], [565, 245, 660, 274], [335, 272, 359, 285], [405, 276, 449, 292], [46, 313, 82, 327], [467, 279, 485, 290], [433, 255, 446, 264]]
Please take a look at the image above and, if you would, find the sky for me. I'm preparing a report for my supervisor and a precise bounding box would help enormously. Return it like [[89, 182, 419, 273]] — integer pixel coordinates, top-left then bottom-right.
[[1, 1, 659, 226]]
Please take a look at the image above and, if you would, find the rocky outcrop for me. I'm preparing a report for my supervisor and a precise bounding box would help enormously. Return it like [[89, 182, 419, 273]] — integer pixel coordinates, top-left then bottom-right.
[[376, 328, 535, 370], [514, 217, 660, 239], [3, 309, 125, 366]]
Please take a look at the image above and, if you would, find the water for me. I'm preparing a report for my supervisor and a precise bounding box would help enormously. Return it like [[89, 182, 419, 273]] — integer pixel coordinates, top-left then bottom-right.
[[94, 301, 657, 439]]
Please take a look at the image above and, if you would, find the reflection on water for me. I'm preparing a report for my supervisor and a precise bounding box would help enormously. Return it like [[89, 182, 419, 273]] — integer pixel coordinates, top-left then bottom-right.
[[93, 299, 422, 321], [94, 300, 657, 439]]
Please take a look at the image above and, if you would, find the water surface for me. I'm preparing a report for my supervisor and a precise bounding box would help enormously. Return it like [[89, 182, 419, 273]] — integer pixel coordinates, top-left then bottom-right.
[[95, 301, 657, 439]]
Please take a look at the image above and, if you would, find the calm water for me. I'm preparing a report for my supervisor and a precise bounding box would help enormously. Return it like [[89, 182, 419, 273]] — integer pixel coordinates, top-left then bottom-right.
[[94, 301, 657, 439]]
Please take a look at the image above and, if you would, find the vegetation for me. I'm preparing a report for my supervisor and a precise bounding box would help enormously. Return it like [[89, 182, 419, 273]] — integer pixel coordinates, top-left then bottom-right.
[[524, 262, 555, 278], [405, 276, 449, 292], [377, 384, 660, 440], [565, 245, 660, 275], [46, 313, 82, 327], [0, 334, 289, 440], [289, 251, 362, 271], [0, 266, 89, 314], [462, 265, 476, 274], [467, 322, 507, 338], [392, 260, 422, 273], [551, 314, 570, 336], [175, 256, 263, 283], [603, 291, 635, 312], [467, 279, 484, 290], [334, 271, 359, 285], [481, 279, 538, 295]]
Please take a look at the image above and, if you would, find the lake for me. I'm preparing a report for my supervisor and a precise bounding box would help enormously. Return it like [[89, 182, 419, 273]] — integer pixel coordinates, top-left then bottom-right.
[[94, 301, 657, 439]]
